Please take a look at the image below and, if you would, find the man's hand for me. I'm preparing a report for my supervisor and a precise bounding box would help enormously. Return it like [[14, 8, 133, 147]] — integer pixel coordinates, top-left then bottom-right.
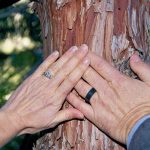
[[67, 52, 150, 144]]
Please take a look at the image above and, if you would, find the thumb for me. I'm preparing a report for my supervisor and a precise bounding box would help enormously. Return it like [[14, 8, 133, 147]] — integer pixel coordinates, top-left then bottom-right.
[[130, 54, 150, 83], [52, 108, 84, 126]]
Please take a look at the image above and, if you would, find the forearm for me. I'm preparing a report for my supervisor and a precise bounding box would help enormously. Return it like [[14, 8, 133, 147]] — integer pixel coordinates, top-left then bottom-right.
[[0, 110, 21, 147]]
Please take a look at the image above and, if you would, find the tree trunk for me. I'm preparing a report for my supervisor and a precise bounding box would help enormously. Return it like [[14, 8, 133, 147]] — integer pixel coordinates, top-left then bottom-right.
[[32, 0, 150, 149]]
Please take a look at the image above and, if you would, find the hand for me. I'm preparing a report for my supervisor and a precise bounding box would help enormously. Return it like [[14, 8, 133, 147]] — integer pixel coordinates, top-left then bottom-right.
[[0, 45, 90, 146], [67, 52, 150, 144]]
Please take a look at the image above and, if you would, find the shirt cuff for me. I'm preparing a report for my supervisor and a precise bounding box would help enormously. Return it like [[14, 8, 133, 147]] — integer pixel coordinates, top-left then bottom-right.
[[127, 115, 150, 149]]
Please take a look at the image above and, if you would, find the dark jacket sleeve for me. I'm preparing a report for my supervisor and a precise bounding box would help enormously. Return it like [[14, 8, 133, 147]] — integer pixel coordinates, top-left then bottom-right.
[[128, 118, 150, 150]]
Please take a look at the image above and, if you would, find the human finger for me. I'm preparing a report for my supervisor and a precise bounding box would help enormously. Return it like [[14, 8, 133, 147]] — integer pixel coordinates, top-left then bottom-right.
[[48, 46, 78, 76], [88, 52, 124, 82], [33, 51, 59, 77], [130, 54, 150, 83], [67, 92, 94, 120], [75, 79, 99, 105], [55, 57, 90, 101], [53, 44, 88, 88], [19, 107, 83, 135], [83, 66, 109, 92], [51, 108, 84, 127]]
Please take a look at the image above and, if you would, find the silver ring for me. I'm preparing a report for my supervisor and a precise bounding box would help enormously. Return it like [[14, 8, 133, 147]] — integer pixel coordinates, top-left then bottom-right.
[[43, 70, 53, 79]]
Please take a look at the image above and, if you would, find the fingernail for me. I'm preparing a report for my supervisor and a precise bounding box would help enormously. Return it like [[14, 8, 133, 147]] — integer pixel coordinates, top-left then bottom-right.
[[83, 57, 90, 65], [80, 44, 88, 53], [52, 51, 59, 56], [131, 54, 140, 63], [69, 46, 78, 52]]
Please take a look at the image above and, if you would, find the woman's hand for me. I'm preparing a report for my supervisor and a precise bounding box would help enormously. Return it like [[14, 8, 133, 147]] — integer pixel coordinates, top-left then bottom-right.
[[0, 45, 90, 146], [67, 52, 150, 144]]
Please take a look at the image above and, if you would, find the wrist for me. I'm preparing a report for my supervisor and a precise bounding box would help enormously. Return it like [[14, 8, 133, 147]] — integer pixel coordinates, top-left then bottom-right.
[[0, 109, 24, 146], [2, 109, 24, 134], [0, 110, 20, 147]]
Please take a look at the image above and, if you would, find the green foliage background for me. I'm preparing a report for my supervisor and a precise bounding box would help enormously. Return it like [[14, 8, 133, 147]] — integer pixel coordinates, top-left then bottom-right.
[[0, 0, 42, 149]]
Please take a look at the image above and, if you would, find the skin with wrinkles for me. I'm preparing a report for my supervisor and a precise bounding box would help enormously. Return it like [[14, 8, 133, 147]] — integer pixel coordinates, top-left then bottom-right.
[[1, 44, 150, 148], [0, 45, 90, 147], [67, 52, 150, 144]]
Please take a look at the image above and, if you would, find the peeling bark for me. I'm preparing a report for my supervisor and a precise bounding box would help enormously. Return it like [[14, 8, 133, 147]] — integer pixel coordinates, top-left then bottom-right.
[[32, 0, 150, 149]]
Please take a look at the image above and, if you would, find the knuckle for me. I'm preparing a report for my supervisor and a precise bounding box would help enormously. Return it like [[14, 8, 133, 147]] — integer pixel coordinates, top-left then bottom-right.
[[59, 71, 67, 81], [80, 87, 87, 96], [51, 60, 65, 74], [67, 75, 76, 85], [84, 67, 91, 78], [111, 76, 129, 89], [68, 69, 82, 85], [77, 64, 85, 74], [95, 59, 105, 69], [49, 67, 56, 76], [61, 88, 70, 97], [79, 79, 85, 86], [38, 64, 46, 72], [76, 81, 87, 94]]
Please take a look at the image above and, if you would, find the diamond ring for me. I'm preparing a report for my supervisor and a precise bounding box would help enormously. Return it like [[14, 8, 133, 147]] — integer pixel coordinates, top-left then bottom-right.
[[43, 70, 53, 79]]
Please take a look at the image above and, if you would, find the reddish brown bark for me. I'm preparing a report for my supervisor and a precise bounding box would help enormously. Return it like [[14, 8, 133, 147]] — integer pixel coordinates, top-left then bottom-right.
[[32, 0, 150, 149]]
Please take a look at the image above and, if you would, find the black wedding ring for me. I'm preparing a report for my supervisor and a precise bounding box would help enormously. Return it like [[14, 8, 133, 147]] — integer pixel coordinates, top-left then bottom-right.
[[85, 88, 96, 104]]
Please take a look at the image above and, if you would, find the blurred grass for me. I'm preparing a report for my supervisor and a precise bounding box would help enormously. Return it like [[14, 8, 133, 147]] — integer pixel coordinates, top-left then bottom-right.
[[0, 0, 43, 149], [0, 50, 39, 107]]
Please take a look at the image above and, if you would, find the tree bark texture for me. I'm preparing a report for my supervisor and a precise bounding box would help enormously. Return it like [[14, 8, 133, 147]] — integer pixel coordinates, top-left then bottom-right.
[[33, 0, 150, 149]]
